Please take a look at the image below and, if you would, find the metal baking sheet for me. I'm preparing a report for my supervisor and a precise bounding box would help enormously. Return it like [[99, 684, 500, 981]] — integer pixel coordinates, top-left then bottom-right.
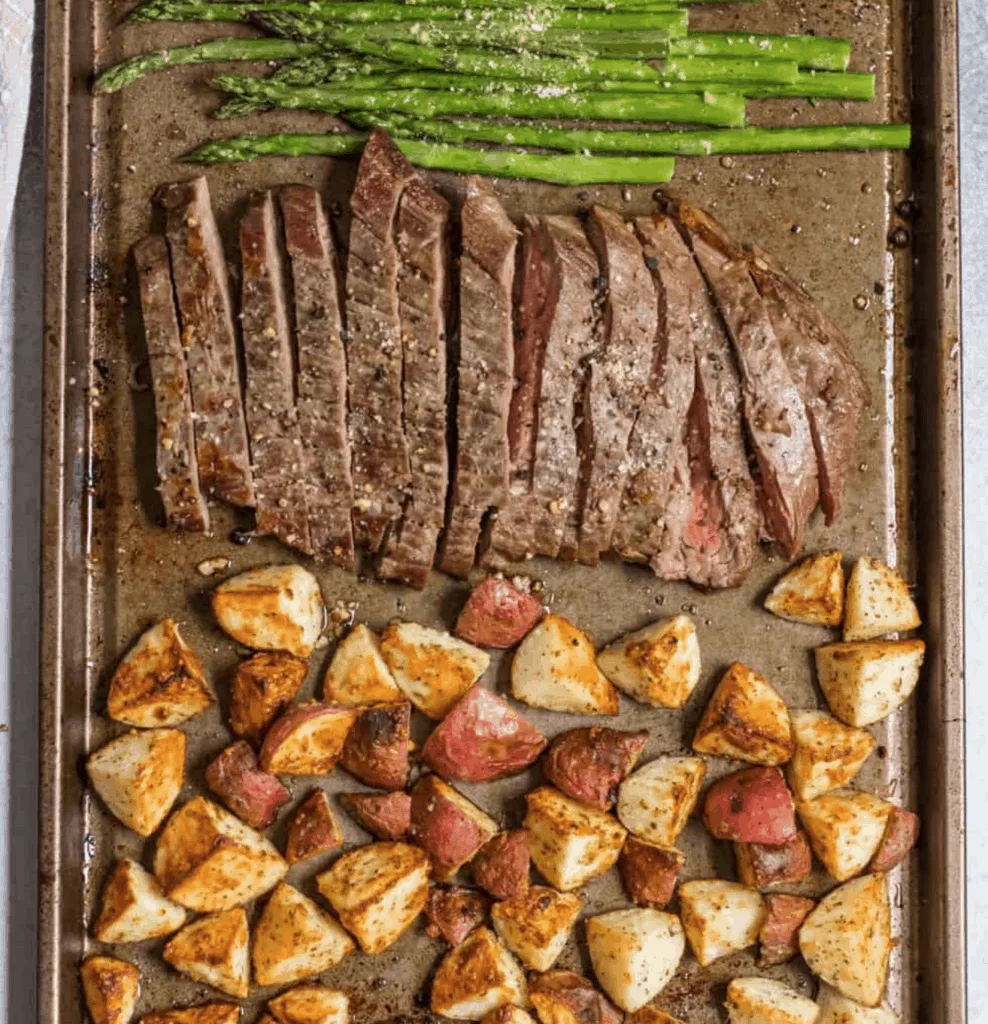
[[38, 0, 965, 1018]]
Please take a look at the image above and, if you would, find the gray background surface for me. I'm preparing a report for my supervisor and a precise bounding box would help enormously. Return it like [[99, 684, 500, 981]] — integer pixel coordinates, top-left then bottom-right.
[[0, 0, 979, 1018]]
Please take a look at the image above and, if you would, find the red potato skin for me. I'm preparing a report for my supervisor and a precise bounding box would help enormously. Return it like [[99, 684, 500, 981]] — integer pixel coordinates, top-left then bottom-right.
[[618, 836, 684, 908], [531, 971, 623, 1024], [421, 685, 547, 783], [734, 829, 813, 888], [868, 807, 920, 872], [340, 791, 412, 841], [410, 775, 498, 879], [471, 829, 530, 900], [340, 700, 411, 790], [702, 767, 798, 845], [543, 727, 649, 810], [258, 701, 355, 774], [757, 893, 816, 967], [425, 886, 490, 945], [455, 577, 545, 649], [285, 790, 342, 864], [205, 740, 291, 829]]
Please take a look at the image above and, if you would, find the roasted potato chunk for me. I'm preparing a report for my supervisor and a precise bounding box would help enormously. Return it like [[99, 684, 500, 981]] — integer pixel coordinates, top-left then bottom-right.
[[702, 767, 797, 845], [422, 685, 546, 783], [426, 886, 490, 945], [627, 1010, 685, 1024], [764, 551, 845, 628], [456, 577, 545, 649], [259, 702, 357, 776], [524, 786, 626, 892], [410, 775, 499, 880], [543, 727, 647, 810], [339, 791, 411, 841], [529, 971, 622, 1024], [340, 700, 411, 790], [797, 790, 893, 882], [229, 651, 307, 747], [252, 883, 354, 986], [285, 790, 344, 864], [799, 873, 892, 1007], [94, 859, 186, 943], [815, 640, 925, 728], [430, 926, 527, 1020], [586, 908, 685, 1012], [212, 564, 324, 657], [206, 741, 291, 829], [725, 977, 819, 1024], [322, 624, 401, 706], [616, 757, 705, 847], [163, 908, 250, 998], [490, 885, 581, 971], [597, 615, 701, 709], [107, 618, 214, 727], [735, 831, 813, 889], [757, 893, 816, 967], [138, 1005, 240, 1024], [868, 806, 919, 872], [153, 796, 287, 912], [80, 955, 140, 1024], [511, 615, 618, 716], [787, 710, 877, 802], [267, 986, 349, 1024], [618, 838, 684, 909], [692, 663, 794, 765], [316, 841, 430, 954], [816, 985, 896, 1024], [482, 1008, 538, 1024], [678, 879, 765, 967], [86, 728, 185, 837], [472, 830, 530, 901], [381, 621, 490, 719], [844, 556, 921, 641]]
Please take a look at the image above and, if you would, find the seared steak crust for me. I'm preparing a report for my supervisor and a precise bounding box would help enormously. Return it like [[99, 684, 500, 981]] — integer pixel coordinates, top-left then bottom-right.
[[280, 184, 355, 568]]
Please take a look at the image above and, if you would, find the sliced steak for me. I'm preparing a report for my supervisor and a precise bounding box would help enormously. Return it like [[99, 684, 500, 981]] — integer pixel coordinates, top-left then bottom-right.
[[577, 206, 657, 565], [679, 201, 818, 559], [156, 176, 255, 507], [280, 184, 355, 569], [239, 190, 312, 553], [610, 214, 695, 577], [345, 129, 419, 553], [440, 178, 518, 579], [378, 180, 451, 588], [747, 245, 869, 524], [133, 235, 210, 533]]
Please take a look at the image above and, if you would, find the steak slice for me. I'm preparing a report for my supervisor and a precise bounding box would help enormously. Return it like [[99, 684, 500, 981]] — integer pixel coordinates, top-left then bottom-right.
[[747, 245, 869, 524], [280, 184, 355, 569], [156, 176, 255, 508], [133, 235, 210, 533], [377, 180, 451, 588], [609, 215, 695, 577], [346, 129, 419, 553], [679, 201, 818, 559], [239, 190, 312, 553], [440, 178, 518, 579], [577, 206, 657, 565]]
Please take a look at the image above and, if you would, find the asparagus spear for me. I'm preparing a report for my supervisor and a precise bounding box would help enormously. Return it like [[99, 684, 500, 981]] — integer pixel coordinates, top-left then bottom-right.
[[187, 131, 369, 161], [743, 70, 875, 101], [669, 31, 850, 71], [213, 73, 748, 125]]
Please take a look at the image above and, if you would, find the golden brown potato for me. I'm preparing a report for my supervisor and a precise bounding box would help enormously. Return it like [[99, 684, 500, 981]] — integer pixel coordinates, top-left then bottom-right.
[[163, 908, 250, 998], [93, 859, 186, 943], [323, 624, 401, 706], [787, 710, 877, 802], [764, 551, 845, 627], [529, 970, 622, 1024], [138, 1005, 240, 1024], [797, 790, 893, 882], [267, 986, 349, 1024], [258, 702, 357, 776], [426, 886, 490, 946], [482, 1007, 538, 1024], [285, 790, 343, 865], [678, 879, 765, 967], [616, 757, 705, 848], [490, 886, 581, 971], [430, 926, 527, 1020], [80, 955, 140, 1024], [618, 838, 684, 909], [816, 984, 896, 1024], [228, 651, 307, 747], [339, 700, 411, 790], [725, 978, 819, 1024], [844, 556, 921, 641]]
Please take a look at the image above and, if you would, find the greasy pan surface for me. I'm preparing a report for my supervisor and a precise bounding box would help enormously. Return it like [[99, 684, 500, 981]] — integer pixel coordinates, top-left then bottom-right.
[[39, 0, 964, 1020]]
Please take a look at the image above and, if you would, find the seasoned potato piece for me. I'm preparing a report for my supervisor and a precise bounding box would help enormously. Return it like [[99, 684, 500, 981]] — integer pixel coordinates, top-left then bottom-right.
[[340, 700, 411, 790], [702, 767, 797, 845], [616, 757, 705, 847], [259, 702, 358, 775], [618, 838, 684, 909], [285, 790, 344, 864], [543, 727, 647, 810], [597, 615, 701, 709], [163, 908, 250, 998], [229, 651, 307, 747], [586, 908, 685, 1012], [323, 624, 401, 706], [757, 893, 816, 967], [86, 728, 185, 837], [868, 806, 919, 873], [799, 874, 892, 1007], [107, 619, 214, 727], [529, 971, 622, 1024], [764, 551, 845, 628], [524, 786, 626, 892], [511, 615, 618, 716], [381, 622, 490, 719], [455, 577, 545, 650], [735, 832, 813, 889], [205, 741, 290, 829], [816, 985, 896, 1024], [692, 663, 794, 765], [797, 790, 893, 882], [212, 565, 324, 657], [268, 986, 349, 1024], [94, 859, 186, 943], [725, 977, 819, 1024], [410, 775, 499, 880], [426, 886, 490, 945], [678, 879, 765, 967], [491, 886, 581, 971], [153, 796, 288, 912], [80, 955, 140, 1024], [430, 926, 527, 1020], [787, 710, 877, 802], [482, 1008, 538, 1024], [844, 556, 920, 641], [627, 1010, 685, 1024], [815, 640, 925, 728], [138, 1004, 240, 1024], [472, 830, 531, 901], [252, 883, 354, 986], [316, 841, 430, 954], [339, 792, 411, 841]]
